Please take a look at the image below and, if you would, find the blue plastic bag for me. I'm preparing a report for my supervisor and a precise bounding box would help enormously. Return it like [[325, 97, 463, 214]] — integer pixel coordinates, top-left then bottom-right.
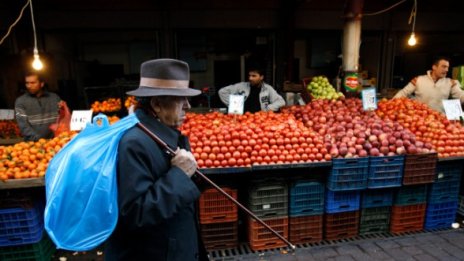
[[44, 113, 139, 251]]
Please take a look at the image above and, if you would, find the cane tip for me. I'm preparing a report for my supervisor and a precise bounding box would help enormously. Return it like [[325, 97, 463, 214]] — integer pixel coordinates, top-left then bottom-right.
[[290, 244, 296, 250]]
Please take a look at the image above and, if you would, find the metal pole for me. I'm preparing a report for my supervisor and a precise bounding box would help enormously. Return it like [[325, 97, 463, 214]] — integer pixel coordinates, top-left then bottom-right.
[[137, 122, 296, 251]]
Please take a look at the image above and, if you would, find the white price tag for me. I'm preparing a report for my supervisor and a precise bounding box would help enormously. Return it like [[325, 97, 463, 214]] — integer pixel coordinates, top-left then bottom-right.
[[70, 110, 93, 131], [437, 172, 444, 179], [442, 99, 463, 120], [228, 94, 244, 115], [0, 109, 15, 120], [361, 88, 377, 111], [262, 204, 271, 210]]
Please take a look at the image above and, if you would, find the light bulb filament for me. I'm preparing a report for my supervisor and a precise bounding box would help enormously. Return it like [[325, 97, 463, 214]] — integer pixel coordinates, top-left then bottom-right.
[[408, 33, 417, 46]]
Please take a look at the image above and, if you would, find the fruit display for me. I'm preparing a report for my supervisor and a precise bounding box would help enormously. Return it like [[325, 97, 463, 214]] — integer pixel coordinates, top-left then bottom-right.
[[0, 120, 21, 139], [3, 96, 464, 176], [91, 98, 121, 113], [180, 111, 325, 168], [0, 131, 77, 180], [307, 76, 344, 100], [124, 96, 138, 109], [107, 115, 120, 125], [282, 98, 430, 158], [376, 98, 464, 158]]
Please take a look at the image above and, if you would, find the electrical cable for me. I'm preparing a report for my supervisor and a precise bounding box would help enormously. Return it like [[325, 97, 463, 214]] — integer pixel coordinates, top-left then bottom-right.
[[408, 0, 417, 32], [0, 0, 31, 45], [363, 0, 408, 16], [29, 0, 38, 52]]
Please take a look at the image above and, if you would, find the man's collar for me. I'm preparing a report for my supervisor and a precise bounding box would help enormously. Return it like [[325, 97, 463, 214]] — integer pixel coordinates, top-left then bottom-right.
[[28, 90, 49, 97], [427, 70, 441, 83], [135, 109, 180, 150]]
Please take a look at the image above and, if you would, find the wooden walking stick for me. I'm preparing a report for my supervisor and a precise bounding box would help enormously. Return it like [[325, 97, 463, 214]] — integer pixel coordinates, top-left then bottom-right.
[[137, 122, 296, 251]]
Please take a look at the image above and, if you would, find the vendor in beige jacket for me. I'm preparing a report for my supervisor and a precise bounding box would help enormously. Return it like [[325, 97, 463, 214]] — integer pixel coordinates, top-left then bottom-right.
[[393, 56, 464, 113]]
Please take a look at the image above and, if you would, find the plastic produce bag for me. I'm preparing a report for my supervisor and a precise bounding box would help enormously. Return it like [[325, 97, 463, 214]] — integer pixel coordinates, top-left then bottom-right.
[[44, 113, 139, 251], [49, 101, 71, 136]]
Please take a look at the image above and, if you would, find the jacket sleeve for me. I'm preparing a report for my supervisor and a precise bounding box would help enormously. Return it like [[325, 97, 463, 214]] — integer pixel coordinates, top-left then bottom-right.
[[218, 84, 240, 106], [116, 135, 201, 231], [393, 80, 417, 99], [266, 87, 286, 111], [14, 99, 40, 141]]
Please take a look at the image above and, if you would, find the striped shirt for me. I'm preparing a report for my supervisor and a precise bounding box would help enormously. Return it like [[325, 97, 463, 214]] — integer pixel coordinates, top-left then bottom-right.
[[15, 91, 61, 141]]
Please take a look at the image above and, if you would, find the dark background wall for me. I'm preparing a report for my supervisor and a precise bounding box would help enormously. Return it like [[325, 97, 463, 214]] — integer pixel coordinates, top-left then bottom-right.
[[1, 0, 463, 109]]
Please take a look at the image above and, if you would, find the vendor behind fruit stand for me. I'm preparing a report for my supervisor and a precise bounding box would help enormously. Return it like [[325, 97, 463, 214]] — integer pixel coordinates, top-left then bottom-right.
[[218, 66, 285, 113], [14, 71, 64, 141], [393, 56, 464, 113]]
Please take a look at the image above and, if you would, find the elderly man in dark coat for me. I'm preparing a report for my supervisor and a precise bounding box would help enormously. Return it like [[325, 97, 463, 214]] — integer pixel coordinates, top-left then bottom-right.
[[105, 59, 208, 261]]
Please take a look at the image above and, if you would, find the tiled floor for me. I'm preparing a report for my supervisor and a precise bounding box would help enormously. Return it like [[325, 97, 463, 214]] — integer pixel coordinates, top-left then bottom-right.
[[53, 227, 464, 260]]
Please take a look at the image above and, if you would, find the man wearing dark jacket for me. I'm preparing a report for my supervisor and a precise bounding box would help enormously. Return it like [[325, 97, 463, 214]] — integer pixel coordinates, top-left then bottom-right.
[[14, 72, 62, 141], [105, 59, 208, 261]]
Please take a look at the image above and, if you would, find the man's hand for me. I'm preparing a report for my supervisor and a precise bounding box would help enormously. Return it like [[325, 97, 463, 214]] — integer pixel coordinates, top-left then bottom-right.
[[171, 148, 198, 177]]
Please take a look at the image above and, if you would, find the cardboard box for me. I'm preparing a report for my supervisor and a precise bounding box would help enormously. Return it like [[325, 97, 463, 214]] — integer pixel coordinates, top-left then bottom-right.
[[452, 65, 464, 88], [283, 81, 303, 92]]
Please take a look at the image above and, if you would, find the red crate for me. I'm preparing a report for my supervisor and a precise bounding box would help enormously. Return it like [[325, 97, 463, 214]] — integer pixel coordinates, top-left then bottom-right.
[[390, 204, 426, 234], [248, 217, 289, 251], [402, 153, 437, 185], [200, 221, 238, 250], [289, 215, 323, 244], [199, 188, 238, 224], [324, 211, 359, 240]]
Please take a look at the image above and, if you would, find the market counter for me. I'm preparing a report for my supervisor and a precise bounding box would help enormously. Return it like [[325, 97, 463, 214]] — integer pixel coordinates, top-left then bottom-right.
[[2, 156, 462, 189]]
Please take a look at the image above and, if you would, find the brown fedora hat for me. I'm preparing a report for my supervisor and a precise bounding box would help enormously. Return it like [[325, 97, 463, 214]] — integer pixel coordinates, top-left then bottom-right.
[[127, 58, 201, 97]]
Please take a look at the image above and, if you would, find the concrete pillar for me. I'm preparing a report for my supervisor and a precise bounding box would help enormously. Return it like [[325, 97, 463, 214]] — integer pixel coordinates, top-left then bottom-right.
[[341, 0, 364, 94]]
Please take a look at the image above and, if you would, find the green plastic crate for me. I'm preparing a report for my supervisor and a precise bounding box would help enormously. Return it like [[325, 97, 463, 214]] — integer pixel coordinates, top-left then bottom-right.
[[0, 234, 55, 261], [359, 207, 391, 235]]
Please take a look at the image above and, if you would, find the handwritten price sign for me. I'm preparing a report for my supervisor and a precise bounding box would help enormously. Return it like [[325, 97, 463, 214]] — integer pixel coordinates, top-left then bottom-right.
[[442, 99, 463, 120], [70, 110, 93, 131], [361, 88, 377, 111]]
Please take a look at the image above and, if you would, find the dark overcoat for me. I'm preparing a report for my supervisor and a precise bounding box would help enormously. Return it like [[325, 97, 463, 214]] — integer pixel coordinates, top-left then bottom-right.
[[105, 109, 208, 261]]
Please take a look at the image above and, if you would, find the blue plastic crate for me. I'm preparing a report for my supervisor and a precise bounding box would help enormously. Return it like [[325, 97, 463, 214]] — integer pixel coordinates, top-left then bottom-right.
[[435, 161, 463, 182], [362, 189, 394, 208], [328, 157, 369, 191], [427, 180, 460, 204], [368, 155, 404, 189], [424, 201, 458, 230], [325, 190, 361, 214], [395, 185, 427, 206], [0, 204, 44, 247], [289, 181, 324, 217]]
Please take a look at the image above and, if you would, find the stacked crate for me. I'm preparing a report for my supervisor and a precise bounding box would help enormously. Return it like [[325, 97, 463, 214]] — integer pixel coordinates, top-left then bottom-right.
[[391, 185, 428, 233], [199, 187, 238, 250], [360, 155, 404, 235], [425, 161, 462, 229], [0, 190, 55, 261], [247, 179, 288, 251], [325, 157, 368, 240], [360, 189, 394, 235], [390, 153, 437, 234], [288, 180, 324, 244]]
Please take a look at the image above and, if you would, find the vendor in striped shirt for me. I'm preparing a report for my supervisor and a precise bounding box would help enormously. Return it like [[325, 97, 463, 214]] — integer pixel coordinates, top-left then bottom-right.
[[15, 72, 63, 141]]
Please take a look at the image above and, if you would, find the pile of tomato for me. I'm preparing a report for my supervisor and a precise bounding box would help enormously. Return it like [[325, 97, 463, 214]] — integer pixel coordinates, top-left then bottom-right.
[[376, 98, 464, 158], [180, 111, 325, 168], [0, 120, 21, 139]]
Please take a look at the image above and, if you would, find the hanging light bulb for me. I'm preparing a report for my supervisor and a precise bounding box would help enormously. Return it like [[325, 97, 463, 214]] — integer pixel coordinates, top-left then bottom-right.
[[29, 0, 44, 71], [408, 33, 417, 46], [407, 0, 418, 47], [32, 48, 43, 70]]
